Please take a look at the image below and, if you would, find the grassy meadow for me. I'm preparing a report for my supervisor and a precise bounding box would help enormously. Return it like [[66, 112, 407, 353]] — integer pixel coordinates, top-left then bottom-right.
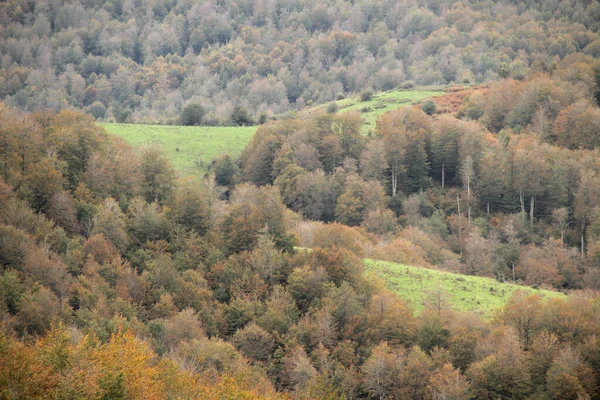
[[365, 259, 566, 317], [331, 89, 446, 132], [100, 123, 257, 176], [100, 89, 445, 177]]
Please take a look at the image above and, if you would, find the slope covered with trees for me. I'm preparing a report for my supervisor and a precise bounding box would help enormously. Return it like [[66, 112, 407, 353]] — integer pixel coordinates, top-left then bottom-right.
[[240, 54, 600, 292], [1, 0, 600, 124], [2, 1, 600, 398], [2, 51, 600, 396]]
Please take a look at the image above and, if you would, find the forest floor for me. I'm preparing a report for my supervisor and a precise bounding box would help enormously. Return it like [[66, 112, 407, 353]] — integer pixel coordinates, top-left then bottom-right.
[[101, 123, 257, 176], [365, 258, 566, 317]]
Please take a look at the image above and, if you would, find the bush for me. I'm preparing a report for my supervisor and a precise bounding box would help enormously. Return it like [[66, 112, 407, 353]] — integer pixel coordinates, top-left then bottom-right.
[[258, 112, 268, 125], [181, 104, 205, 126], [360, 90, 373, 102], [88, 101, 106, 119], [401, 81, 415, 89], [230, 105, 253, 126], [422, 100, 437, 115], [326, 102, 338, 114]]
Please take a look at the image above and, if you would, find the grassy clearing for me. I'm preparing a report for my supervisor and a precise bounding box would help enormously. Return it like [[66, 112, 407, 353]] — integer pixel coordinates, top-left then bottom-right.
[[365, 259, 565, 317], [100, 123, 256, 176], [331, 89, 445, 133], [100, 89, 445, 176]]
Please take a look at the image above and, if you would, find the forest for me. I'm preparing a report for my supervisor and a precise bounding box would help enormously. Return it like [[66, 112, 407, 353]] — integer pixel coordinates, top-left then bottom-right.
[[1, 50, 600, 398], [1, 0, 600, 124], [2, 0, 600, 399]]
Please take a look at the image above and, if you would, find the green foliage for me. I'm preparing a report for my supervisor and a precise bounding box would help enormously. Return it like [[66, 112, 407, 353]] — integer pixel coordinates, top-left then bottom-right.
[[326, 102, 338, 114], [180, 104, 205, 126], [421, 100, 437, 115], [230, 105, 253, 126], [212, 154, 237, 187], [139, 144, 176, 204]]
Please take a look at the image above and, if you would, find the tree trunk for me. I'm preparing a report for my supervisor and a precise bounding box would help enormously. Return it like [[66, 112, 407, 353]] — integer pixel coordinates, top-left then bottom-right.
[[582, 221, 586, 259], [530, 195, 535, 231], [392, 164, 397, 197], [467, 178, 471, 224], [457, 192, 462, 244], [441, 162, 445, 188], [512, 262, 516, 283], [487, 202, 490, 215], [519, 190, 525, 214]]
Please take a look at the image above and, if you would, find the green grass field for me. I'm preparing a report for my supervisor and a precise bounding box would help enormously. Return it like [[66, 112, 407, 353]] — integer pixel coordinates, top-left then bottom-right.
[[331, 89, 445, 133], [365, 259, 565, 317], [100, 123, 257, 176], [101, 89, 444, 176]]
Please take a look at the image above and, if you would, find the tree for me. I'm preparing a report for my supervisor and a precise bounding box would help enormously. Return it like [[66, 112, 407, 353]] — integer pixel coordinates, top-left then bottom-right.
[[430, 117, 460, 188], [335, 175, 367, 226], [366, 291, 415, 346], [168, 177, 211, 235], [230, 104, 253, 126], [467, 330, 532, 399], [459, 155, 474, 223], [181, 103, 205, 126], [574, 169, 600, 256], [552, 100, 600, 149], [139, 144, 176, 204], [377, 107, 433, 196], [232, 323, 275, 363], [498, 291, 542, 349], [360, 140, 388, 183], [361, 342, 404, 400], [213, 154, 237, 187], [552, 207, 571, 247], [430, 363, 471, 400]]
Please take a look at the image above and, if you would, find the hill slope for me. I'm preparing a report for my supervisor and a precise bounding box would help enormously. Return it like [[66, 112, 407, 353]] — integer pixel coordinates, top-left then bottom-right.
[[2, 0, 599, 124], [101, 123, 257, 176], [101, 87, 445, 174], [366, 259, 565, 316]]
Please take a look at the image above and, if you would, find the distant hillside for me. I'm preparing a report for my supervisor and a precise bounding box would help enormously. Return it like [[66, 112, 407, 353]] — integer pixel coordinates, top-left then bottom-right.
[[366, 259, 565, 316], [1, 0, 599, 124]]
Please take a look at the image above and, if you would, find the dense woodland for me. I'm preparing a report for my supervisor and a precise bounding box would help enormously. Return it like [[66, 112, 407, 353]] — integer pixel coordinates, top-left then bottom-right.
[[2, 49, 600, 398], [1, 0, 600, 124]]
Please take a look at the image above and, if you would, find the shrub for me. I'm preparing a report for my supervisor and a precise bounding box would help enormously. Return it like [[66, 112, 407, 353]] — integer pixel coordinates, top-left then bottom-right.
[[422, 100, 437, 115], [326, 102, 338, 114], [181, 103, 205, 126], [360, 90, 373, 102], [230, 105, 253, 126]]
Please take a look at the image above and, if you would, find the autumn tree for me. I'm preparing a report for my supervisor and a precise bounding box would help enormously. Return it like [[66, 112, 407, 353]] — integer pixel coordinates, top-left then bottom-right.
[[139, 143, 176, 204]]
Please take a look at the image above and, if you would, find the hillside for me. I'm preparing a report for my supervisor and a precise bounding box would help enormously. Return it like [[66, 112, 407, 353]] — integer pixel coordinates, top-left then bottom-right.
[[2, 55, 600, 397], [2, 1, 600, 398], [101, 87, 446, 174], [327, 88, 445, 133], [366, 259, 565, 316], [101, 123, 256, 176], [1, 0, 599, 125]]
